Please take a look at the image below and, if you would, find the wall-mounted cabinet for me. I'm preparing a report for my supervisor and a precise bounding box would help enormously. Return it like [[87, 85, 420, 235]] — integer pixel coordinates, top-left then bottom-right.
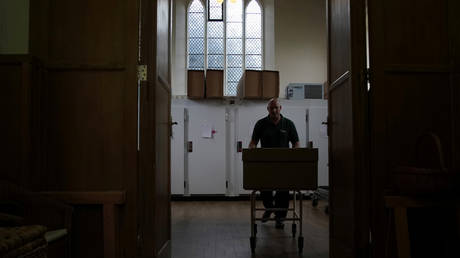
[[205, 69, 223, 99], [237, 70, 263, 99], [262, 70, 279, 99], [187, 70, 205, 99], [237, 70, 280, 99]]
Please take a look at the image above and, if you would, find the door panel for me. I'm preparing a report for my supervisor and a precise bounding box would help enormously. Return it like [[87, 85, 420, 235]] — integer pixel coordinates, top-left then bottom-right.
[[368, 0, 460, 257], [138, 0, 171, 256], [154, 0, 172, 255], [328, 0, 369, 257]]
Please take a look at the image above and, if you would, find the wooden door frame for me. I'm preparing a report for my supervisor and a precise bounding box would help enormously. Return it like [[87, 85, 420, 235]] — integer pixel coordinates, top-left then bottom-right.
[[327, 0, 371, 256]]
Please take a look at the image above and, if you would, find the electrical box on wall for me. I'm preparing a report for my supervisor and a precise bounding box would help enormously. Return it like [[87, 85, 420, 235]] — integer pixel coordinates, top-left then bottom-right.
[[286, 83, 324, 99]]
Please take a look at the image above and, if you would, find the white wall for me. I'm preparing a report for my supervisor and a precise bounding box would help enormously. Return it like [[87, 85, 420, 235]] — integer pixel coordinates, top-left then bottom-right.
[[171, 0, 327, 98], [0, 0, 29, 54], [275, 0, 327, 97]]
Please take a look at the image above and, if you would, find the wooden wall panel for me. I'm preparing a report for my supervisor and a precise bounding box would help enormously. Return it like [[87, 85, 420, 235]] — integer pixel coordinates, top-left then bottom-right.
[[41, 71, 125, 190], [0, 64, 24, 183], [368, 0, 459, 257], [47, 0, 125, 65], [0, 56, 44, 189], [383, 0, 449, 65], [384, 73, 452, 167]]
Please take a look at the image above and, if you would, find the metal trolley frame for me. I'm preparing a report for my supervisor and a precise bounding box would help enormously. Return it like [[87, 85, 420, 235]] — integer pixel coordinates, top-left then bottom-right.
[[242, 148, 319, 254], [249, 190, 305, 253]]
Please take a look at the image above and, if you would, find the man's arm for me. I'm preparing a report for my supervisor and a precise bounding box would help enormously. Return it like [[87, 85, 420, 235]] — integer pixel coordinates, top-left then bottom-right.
[[249, 120, 261, 149]]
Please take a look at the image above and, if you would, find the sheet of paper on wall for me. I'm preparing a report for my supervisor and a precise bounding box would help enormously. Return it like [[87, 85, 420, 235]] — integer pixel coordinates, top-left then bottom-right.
[[201, 122, 213, 138], [320, 124, 328, 138]]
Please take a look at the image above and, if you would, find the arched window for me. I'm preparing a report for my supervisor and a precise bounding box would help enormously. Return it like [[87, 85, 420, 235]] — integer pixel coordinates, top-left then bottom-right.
[[187, 0, 263, 96]]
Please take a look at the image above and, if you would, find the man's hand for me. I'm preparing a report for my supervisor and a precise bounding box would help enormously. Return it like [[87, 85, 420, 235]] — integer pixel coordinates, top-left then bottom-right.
[[293, 141, 300, 148], [248, 141, 257, 149]]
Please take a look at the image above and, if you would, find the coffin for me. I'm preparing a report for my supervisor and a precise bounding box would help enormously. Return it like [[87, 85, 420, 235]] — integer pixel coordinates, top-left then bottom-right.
[[243, 148, 318, 190]]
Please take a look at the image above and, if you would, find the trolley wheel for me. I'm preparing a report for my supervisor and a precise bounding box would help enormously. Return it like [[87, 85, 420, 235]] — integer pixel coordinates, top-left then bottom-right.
[[253, 224, 258, 236], [312, 197, 319, 207], [250, 236, 256, 253], [291, 223, 297, 238], [298, 236, 304, 253]]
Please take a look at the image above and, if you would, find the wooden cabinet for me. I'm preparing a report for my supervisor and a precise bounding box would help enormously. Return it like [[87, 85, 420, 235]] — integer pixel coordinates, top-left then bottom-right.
[[205, 69, 223, 98], [237, 70, 263, 99], [237, 70, 280, 99], [187, 70, 205, 99], [262, 70, 279, 99]]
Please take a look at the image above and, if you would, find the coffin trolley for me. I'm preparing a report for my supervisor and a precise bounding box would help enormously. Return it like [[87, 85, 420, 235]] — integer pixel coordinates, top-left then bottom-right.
[[242, 148, 318, 253]]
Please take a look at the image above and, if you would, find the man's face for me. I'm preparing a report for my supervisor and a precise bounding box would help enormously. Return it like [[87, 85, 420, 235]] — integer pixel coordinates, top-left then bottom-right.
[[267, 101, 281, 120]]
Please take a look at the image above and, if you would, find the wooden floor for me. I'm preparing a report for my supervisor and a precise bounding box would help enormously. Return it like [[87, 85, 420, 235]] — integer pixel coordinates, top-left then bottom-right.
[[171, 199, 329, 258]]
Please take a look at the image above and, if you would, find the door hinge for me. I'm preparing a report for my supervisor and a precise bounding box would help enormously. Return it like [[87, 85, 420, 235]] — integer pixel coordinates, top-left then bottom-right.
[[226, 181, 228, 189], [137, 65, 147, 81]]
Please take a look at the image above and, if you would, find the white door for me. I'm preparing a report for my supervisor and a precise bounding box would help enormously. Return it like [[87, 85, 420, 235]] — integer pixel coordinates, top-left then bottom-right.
[[188, 102, 227, 194], [307, 105, 329, 186], [171, 107, 185, 195]]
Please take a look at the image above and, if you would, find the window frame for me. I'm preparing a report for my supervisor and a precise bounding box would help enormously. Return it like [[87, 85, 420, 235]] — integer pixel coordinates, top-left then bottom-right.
[[186, 0, 264, 96]]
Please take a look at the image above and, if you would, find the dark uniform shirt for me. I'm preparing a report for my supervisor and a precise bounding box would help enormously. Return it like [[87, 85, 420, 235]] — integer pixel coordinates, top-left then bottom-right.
[[251, 114, 299, 148]]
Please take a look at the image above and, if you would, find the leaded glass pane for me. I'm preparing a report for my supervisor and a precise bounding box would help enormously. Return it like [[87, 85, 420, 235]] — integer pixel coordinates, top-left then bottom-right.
[[227, 22, 242, 38], [189, 0, 204, 12], [226, 0, 242, 22], [227, 38, 242, 54], [188, 54, 204, 69], [189, 38, 205, 54], [227, 54, 243, 67], [245, 38, 261, 54], [209, 6, 222, 20], [245, 14, 261, 38], [208, 38, 223, 54], [227, 67, 243, 82], [189, 13, 205, 37], [208, 54, 224, 69], [207, 22, 223, 38], [246, 0, 261, 14], [226, 82, 238, 96], [245, 54, 262, 69]]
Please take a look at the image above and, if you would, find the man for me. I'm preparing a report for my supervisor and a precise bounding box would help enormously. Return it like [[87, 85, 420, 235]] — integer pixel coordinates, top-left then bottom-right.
[[249, 98, 300, 229]]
